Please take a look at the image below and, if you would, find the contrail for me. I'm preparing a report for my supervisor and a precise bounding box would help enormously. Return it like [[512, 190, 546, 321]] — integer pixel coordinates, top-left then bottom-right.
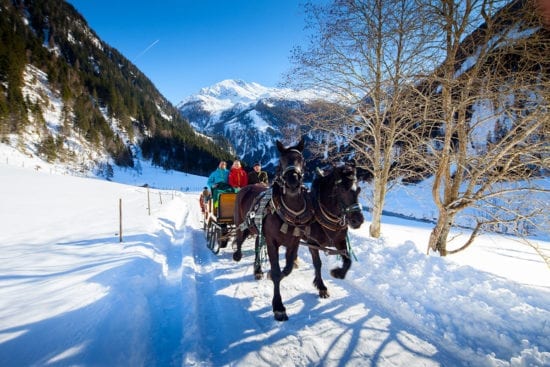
[[136, 39, 159, 59]]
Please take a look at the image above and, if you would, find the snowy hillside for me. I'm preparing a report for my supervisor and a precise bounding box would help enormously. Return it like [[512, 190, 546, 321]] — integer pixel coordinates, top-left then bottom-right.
[[17, 64, 112, 172], [1, 144, 549, 366]]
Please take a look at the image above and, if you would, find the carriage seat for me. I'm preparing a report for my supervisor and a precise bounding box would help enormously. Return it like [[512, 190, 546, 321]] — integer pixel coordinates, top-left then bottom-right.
[[217, 192, 237, 223]]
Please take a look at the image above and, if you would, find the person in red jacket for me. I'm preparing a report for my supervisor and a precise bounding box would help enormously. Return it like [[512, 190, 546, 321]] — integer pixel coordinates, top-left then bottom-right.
[[228, 160, 248, 191]]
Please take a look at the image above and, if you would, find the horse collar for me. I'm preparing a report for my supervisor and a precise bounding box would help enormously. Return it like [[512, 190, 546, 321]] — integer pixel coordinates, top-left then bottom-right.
[[271, 185, 314, 229], [314, 190, 348, 232]]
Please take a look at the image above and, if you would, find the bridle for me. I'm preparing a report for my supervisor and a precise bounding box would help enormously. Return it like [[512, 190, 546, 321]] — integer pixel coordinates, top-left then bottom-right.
[[314, 171, 362, 232], [269, 148, 313, 231], [274, 148, 305, 192]]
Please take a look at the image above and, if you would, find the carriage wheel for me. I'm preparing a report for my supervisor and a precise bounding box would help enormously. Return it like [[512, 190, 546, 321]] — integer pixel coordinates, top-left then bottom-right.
[[206, 219, 214, 250], [220, 224, 229, 248], [203, 214, 208, 231], [211, 226, 221, 254], [206, 220, 211, 246]]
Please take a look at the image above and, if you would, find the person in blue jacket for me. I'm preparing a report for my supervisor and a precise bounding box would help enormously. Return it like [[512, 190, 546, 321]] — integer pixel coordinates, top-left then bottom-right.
[[207, 161, 230, 209]]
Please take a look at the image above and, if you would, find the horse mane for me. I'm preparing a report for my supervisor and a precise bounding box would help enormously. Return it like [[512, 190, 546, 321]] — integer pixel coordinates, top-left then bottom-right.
[[338, 162, 358, 191], [312, 162, 356, 195], [310, 163, 358, 231], [311, 165, 335, 198]]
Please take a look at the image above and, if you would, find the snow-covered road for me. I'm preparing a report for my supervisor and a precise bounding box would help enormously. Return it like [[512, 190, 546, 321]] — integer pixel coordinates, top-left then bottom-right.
[[1, 162, 548, 366]]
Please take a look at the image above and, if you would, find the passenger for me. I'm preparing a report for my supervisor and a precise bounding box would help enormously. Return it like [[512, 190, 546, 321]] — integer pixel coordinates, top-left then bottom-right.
[[199, 186, 211, 214], [228, 160, 248, 192], [207, 161, 230, 209], [247, 162, 268, 186]]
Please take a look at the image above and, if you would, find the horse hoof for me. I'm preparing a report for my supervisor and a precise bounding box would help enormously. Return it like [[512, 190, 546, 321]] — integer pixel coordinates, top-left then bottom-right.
[[274, 311, 288, 321], [233, 251, 242, 262], [319, 290, 330, 299], [254, 271, 263, 280], [330, 268, 346, 279]]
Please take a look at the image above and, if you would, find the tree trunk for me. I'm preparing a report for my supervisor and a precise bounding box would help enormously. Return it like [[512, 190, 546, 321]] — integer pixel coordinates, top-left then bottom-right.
[[370, 204, 382, 238], [428, 212, 454, 256], [369, 178, 386, 238]]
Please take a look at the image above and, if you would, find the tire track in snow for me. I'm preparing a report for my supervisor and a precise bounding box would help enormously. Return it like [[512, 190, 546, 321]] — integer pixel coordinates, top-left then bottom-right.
[[147, 197, 192, 367], [177, 193, 447, 366], [177, 193, 275, 366]]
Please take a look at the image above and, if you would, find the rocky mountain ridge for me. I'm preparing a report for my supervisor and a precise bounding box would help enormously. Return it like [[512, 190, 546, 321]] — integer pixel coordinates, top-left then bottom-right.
[[178, 79, 325, 172]]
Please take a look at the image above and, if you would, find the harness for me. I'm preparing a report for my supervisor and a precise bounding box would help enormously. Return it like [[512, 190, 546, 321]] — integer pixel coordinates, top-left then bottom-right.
[[302, 172, 363, 259], [303, 193, 357, 259], [300, 234, 357, 260], [313, 192, 362, 232], [238, 183, 314, 238], [239, 188, 272, 234], [237, 183, 314, 267], [269, 183, 313, 236]]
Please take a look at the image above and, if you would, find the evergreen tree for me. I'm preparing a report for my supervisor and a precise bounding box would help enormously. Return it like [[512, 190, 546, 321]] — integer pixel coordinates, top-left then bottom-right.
[[0, 0, 231, 175]]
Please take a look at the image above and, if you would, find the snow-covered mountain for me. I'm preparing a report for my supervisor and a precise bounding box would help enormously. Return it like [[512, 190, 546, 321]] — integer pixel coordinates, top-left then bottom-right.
[[0, 0, 228, 178], [178, 80, 325, 172]]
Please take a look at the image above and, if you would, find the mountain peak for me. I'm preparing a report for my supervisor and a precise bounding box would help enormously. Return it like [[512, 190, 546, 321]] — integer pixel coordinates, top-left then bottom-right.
[[178, 79, 326, 113], [178, 79, 323, 171], [176, 79, 273, 113], [196, 79, 274, 103]]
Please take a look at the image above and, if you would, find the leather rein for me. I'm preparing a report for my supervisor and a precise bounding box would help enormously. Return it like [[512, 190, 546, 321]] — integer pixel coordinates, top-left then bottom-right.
[[313, 178, 362, 232]]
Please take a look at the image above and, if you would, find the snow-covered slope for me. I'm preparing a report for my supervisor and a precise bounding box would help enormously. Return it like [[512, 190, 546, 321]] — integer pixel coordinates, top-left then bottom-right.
[[1, 153, 549, 366]]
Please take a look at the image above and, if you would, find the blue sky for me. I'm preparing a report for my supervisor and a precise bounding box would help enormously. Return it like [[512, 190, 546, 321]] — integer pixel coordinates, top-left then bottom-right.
[[66, 0, 310, 105]]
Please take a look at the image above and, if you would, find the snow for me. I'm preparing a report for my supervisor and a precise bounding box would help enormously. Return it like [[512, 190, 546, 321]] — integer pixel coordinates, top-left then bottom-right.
[[247, 110, 271, 133], [179, 79, 329, 114], [0, 143, 549, 367]]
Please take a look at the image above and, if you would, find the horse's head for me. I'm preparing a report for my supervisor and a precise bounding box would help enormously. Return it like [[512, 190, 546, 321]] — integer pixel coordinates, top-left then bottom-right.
[[275, 138, 305, 192], [335, 161, 364, 229], [316, 161, 364, 229]]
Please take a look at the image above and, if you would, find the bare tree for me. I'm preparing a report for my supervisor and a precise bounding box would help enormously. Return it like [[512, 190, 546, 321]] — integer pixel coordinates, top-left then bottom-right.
[[287, 0, 437, 237], [417, 0, 550, 255]]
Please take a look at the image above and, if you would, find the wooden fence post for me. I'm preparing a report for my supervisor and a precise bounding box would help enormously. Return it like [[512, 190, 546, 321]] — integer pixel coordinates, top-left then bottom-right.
[[119, 198, 123, 242], [147, 188, 151, 216]]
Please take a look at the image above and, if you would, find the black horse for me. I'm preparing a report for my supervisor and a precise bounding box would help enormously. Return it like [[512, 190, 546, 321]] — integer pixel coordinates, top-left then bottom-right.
[[306, 162, 364, 298], [232, 138, 314, 321]]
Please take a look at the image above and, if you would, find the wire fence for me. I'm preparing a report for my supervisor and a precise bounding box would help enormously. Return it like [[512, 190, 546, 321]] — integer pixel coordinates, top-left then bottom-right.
[[1, 154, 211, 245]]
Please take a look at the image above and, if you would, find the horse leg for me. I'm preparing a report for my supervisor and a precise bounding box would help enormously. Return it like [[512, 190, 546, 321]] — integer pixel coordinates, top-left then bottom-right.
[[309, 247, 329, 298], [232, 228, 249, 262], [268, 243, 288, 321], [282, 242, 299, 277], [253, 236, 264, 280], [330, 245, 352, 279]]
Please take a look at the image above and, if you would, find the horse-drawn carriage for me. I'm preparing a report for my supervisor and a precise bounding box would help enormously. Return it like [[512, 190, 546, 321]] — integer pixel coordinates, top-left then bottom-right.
[[205, 191, 237, 254], [203, 138, 364, 321]]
